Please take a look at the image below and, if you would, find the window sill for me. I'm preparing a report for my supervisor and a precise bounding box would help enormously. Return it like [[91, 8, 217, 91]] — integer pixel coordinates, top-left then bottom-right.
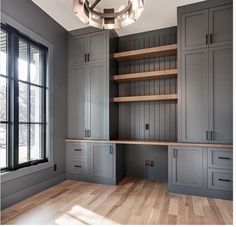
[[1, 161, 53, 183]]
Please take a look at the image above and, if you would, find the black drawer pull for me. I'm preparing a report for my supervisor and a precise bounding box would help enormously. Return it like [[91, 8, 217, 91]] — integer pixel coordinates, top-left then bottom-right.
[[218, 157, 231, 160], [218, 178, 231, 182], [74, 165, 82, 168], [74, 149, 82, 152]]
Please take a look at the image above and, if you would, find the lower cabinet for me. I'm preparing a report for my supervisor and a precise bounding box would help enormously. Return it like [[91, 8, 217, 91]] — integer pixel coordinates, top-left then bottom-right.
[[66, 142, 125, 185], [168, 146, 233, 199]]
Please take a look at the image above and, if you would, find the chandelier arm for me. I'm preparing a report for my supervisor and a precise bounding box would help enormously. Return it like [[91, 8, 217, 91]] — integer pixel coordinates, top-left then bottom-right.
[[84, 0, 132, 18], [90, 0, 101, 9]]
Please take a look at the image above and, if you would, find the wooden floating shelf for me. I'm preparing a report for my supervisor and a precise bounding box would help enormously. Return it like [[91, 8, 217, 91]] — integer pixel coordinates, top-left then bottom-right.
[[113, 94, 177, 103], [113, 44, 177, 62], [114, 69, 177, 82]]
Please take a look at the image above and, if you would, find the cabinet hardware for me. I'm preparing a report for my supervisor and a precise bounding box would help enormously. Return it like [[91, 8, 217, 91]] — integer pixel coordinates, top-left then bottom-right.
[[88, 53, 90, 62], [74, 148, 82, 151], [85, 130, 88, 137], [110, 146, 113, 154], [218, 178, 231, 182], [74, 165, 82, 168], [173, 149, 177, 158], [206, 34, 209, 45], [206, 131, 209, 141], [210, 131, 214, 141], [210, 33, 213, 44], [85, 54, 87, 62], [87, 130, 91, 137], [218, 157, 231, 160]]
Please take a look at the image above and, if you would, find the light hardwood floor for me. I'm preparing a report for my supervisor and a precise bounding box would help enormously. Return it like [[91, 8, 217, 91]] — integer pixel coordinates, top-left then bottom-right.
[[1, 177, 233, 225]]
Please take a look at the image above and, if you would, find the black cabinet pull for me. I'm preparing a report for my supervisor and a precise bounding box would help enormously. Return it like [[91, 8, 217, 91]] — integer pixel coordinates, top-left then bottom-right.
[[110, 146, 113, 154], [206, 34, 209, 45], [206, 131, 209, 141], [74, 165, 82, 168], [74, 149, 82, 152], [210, 131, 214, 141], [210, 33, 213, 44], [218, 157, 231, 160], [173, 149, 177, 158], [218, 178, 231, 182]]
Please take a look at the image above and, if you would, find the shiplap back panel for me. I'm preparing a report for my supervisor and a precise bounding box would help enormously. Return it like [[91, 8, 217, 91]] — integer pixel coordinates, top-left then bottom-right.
[[118, 27, 177, 141]]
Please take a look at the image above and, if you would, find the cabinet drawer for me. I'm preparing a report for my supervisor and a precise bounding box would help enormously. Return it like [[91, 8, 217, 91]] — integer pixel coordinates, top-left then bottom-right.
[[208, 148, 232, 169], [208, 169, 232, 191], [68, 160, 87, 175], [68, 143, 87, 160]]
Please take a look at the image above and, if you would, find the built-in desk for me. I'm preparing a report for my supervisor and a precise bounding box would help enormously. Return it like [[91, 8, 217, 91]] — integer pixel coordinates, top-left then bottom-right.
[[66, 139, 233, 148]]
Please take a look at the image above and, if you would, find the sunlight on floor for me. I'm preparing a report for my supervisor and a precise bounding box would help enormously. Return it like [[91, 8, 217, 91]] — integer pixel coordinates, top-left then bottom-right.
[[54, 205, 118, 225]]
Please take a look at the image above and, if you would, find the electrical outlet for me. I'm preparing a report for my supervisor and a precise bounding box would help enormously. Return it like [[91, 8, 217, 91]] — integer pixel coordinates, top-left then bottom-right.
[[145, 160, 149, 166], [54, 164, 57, 171], [145, 123, 149, 130], [150, 160, 154, 167]]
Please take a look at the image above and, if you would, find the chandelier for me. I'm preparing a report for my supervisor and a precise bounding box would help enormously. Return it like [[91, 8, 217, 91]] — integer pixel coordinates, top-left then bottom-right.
[[73, 0, 144, 29]]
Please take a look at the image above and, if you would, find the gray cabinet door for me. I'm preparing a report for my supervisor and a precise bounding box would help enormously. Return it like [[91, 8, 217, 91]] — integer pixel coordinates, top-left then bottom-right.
[[70, 35, 87, 66], [209, 4, 232, 47], [181, 10, 208, 51], [180, 49, 209, 142], [89, 63, 108, 140], [171, 147, 203, 188], [88, 32, 106, 63], [90, 144, 114, 179], [208, 45, 232, 143], [68, 65, 88, 139]]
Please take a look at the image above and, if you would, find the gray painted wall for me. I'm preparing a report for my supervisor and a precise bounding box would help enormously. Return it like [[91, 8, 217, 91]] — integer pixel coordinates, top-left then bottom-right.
[[1, 0, 68, 209], [118, 27, 177, 141]]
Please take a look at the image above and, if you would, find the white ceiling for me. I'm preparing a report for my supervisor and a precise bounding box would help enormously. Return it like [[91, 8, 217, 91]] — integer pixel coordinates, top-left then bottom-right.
[[32, 0, 205, 36]]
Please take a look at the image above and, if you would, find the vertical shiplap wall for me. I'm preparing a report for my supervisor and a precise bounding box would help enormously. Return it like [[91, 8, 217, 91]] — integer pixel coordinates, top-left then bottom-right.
[[118, 27, 177, 141]]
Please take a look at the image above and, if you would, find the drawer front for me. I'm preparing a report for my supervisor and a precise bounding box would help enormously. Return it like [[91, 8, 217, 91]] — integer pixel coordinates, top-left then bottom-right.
[[208, 169, 232, 191], [208, 148, 232, 169], [68, 143, 87, 160], [68, 160, 87, 175]]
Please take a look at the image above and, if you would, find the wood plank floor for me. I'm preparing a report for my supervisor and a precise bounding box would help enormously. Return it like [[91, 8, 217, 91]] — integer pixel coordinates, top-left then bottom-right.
[[1, 177, 233, 225]]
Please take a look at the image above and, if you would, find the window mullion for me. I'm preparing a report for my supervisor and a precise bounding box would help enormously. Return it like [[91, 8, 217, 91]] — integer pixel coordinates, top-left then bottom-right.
[[27, 43, 31, 162], [12, 31, 19, 169]]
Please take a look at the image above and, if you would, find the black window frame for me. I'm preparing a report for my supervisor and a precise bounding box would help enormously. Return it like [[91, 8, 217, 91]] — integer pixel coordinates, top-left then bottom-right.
[[0, 23, 48, 172]]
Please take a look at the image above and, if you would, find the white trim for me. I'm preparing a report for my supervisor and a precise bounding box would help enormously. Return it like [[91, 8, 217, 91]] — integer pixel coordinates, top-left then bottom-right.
[[0, 13, 54, 182]]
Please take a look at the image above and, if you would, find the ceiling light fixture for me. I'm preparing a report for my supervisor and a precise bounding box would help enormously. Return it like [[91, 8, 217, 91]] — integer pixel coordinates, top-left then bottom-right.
[[73, 0, 144, 29]]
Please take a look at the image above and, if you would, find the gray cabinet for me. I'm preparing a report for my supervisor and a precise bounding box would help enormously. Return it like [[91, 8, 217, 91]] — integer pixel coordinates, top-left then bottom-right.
[[178, 0, 232, 144], [68, 65, 87, 139], [208, 45, 232, 143], [209, 4, 232, 47], [66, 142, 125, 185], [90, 143, 114, 179], [168, 146, 233, 199], [68, 29, 116, 140], [180, 49, 208, 142], [181, 9, 208, 51], [169, 146, 203, 188], [70, 31, 106, 66]]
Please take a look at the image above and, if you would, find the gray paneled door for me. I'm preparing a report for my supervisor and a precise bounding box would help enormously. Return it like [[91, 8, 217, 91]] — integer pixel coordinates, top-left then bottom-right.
[[181, 9, 208, 51], [89, 63, 107, 140], [180, 49, 208, 142], [90, 144, 114, 179], [208, 45, 232, 143], [68, 65, 88, 139], [71, 35, 87, 66], [88, 32, 106, 63], [171, 147, 203, 188], [209, 4, 232, 47]]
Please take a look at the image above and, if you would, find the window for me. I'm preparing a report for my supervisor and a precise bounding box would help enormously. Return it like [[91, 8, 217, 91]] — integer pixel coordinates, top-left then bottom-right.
[[0, 23, 48, 172]]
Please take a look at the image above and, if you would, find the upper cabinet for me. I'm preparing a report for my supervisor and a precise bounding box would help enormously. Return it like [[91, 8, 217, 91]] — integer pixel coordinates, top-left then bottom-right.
[[178, 0, 232, 144], [68, 29, 118, 140], [181, 2, 232, 51], [70, 31, 106, 66], [209, 4, 233, 47], [181, 9, 209, 51]]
